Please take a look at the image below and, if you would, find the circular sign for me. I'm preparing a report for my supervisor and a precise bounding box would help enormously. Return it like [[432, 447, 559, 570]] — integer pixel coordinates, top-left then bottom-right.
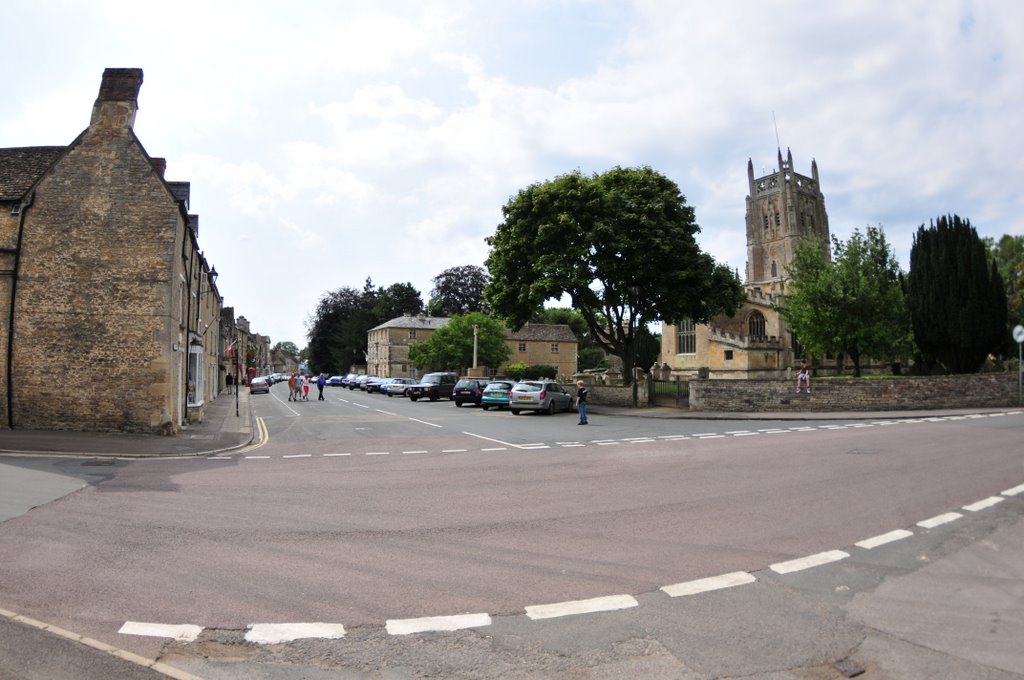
[[1014, 325, 1024, 344]]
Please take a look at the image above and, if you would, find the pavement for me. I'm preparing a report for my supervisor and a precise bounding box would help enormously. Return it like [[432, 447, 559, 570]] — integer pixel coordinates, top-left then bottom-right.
[[0, 386, 1016, 458]]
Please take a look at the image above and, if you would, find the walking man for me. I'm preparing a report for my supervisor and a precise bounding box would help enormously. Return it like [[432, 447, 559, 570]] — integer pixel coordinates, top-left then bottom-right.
[[317, 373, 327, 400], [287, 373, 297, 401], [575, 380, 588, 425]]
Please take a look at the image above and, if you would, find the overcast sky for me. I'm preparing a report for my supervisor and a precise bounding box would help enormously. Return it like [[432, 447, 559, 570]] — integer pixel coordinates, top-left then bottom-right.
[[2, 1, 1021, 347]]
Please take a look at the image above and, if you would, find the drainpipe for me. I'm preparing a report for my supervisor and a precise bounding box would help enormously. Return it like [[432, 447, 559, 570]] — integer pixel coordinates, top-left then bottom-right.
[[5, 191, 34, 429]]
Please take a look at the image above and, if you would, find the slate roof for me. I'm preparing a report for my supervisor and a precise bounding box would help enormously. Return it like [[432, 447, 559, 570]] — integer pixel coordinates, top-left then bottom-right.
[[0, 146, 66, 201], [371, 315, 451, 331], [505, 323, 577, 342]]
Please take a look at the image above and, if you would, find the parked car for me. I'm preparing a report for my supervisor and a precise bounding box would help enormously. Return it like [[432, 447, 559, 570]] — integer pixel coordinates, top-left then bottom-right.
[[340, 373, 360, 387], [357, 375, 379, 391], [408, 372, 458, 401], [480, 380, 515, 410], [365, 377, 392, 393], [326, 375, 344, 386], [384, 377, 417, 397], [249, 376, 271, 394], [451, 378, 488, 407], [509, 380, 574, 415], [347, 375, 369, 390]]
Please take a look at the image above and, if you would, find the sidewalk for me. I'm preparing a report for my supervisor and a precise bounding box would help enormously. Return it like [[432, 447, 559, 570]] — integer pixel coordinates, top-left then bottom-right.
[[0, 388, 253, 458], [591, 404, 1019, 420]]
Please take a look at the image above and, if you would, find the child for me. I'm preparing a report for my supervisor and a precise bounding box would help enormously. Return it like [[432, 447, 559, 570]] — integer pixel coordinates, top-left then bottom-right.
[[302, 375, 310, 401], [795, 360, 811, 393]]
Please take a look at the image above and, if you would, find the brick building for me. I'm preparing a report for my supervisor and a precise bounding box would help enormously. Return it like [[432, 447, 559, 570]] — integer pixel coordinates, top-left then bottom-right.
[[367, 316, 578, 380], [0, 68, 262, 433]]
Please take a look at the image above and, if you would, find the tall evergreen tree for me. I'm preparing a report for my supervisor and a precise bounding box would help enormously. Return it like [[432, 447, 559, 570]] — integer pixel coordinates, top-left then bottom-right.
[[908, 215, 1007, 373]]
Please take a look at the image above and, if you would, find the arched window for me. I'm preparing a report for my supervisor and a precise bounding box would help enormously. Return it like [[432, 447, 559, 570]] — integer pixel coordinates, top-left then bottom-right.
[[677, 318, 696, 354], [748, 310, 766, 338], [770, 260, 778, 278]]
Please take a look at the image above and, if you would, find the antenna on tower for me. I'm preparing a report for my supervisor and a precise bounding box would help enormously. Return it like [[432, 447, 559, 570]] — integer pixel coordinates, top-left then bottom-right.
[[772, 111, 781, 150]]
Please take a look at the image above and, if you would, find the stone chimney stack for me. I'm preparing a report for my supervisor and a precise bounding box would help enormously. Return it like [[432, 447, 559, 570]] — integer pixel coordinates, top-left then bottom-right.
[[90, 68, 143, 129]]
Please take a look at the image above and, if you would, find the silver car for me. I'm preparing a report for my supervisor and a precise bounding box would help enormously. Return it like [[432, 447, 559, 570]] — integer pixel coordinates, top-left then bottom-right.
[[509, 380, 574, 415]]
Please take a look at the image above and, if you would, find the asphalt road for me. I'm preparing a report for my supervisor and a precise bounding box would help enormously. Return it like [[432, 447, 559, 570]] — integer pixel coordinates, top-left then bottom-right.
[[1, 385, 1021, 678]]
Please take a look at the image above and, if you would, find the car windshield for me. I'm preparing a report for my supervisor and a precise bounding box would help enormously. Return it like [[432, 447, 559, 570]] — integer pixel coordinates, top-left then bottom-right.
[[455, 380, 477, 388], [485, 382, 512, 390], [514, 382, 542, 392]]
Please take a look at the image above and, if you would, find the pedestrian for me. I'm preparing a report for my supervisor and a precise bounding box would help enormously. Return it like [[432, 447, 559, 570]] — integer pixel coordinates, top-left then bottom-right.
[[225, 373, 234, 395], [287, 373, 296, 401], [575, 380, 588, 425], [302, 375, 310, 401], [796, 359, 811, 393], [317, 373, 327, 401]]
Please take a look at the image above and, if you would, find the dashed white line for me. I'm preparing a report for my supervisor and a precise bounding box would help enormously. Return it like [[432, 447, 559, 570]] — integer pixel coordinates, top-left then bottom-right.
[[245, 455, 271, 459], [524, 594, 638, 620], [408, 418, 442, 428], [402, 450, 428, 455], [282, 454, 311, 459], [386, 613, 491, 636], [365, 451, 389, 456], [323, 453, 351, 457], [442, 449, 467, 453], [917, 512, 962, 528], [376, 410, 398, 416], [963, 496, 1004, 512], [770, 550, 849, 574], [855, 529, 913, 549], [482, 447, 508, 451], [246, 622, 346, 644], [118, 621, 202, 642], [1002, 483, 1024, 497], [661, 571, 756, 597]]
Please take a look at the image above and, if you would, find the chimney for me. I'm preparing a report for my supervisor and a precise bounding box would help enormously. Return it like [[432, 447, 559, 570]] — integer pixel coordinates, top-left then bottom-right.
[[150, 158, 166, 177], [90, 68, 143, 129]]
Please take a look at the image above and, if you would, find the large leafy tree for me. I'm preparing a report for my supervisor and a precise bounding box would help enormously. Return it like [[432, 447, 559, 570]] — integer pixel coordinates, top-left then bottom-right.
[[426, 265, 490, 316], [908, 215, 1007, 373], [781, 226, 912, 376], [485, 166, 743, 383], [984, 234, 1024, 354], [408, 312, 510, 372], [373, 282, 424, 321], [272, 341, 299, 356], [305, 280, 378, 375], [531, 307, 607, 370]]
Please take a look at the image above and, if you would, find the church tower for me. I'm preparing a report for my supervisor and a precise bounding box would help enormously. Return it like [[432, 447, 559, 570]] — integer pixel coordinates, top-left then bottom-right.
[[744, 148, 830, 293]]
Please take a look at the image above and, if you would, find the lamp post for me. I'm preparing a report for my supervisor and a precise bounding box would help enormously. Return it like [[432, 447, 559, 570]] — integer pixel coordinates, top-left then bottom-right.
[[472, 324, 479, 372]]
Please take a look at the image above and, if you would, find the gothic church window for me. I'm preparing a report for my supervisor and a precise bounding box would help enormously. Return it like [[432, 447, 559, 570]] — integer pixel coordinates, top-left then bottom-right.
[[771, 261, 777, 278], [677, 319, 696, 354], [748, 310, 766, 338]]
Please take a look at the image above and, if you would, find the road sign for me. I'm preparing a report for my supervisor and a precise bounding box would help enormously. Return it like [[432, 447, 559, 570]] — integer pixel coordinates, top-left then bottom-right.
[[1014, 324, 1024, 344]]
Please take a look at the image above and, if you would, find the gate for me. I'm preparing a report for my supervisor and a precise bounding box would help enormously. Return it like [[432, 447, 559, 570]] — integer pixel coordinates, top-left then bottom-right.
[[650, 379, 689, 408]]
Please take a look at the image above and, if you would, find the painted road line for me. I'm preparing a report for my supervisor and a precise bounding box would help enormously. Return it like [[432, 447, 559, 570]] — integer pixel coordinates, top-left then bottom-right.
[[627, 438, 655, 444], [365, 451, 389, 456], [770, 550, 849, 575], [323, 453, 351, 457], [119, 621, 203, 642], [482, 447, 508, 451], [402, 450, 429, 455], [386, 613, 491, 636], [850, 423, 874, 428], [820, 425, 848, 430], [442, 449, 467, 453], [559, 444, 586, 448], [725, 430, 752, 435], [917, 512, 962, 528], [692, 432, 718, 437], [661, 571, 756, 597], [463, 431, 520, 448], [596, 441, 622, 445], [521, 445, 551, 449], [963, 496, 1005, 512], [376, 410, 398, 416], [731, 432, 760, 437], [788, 427, 816, 431], [207, 456, 231, 460], [245, 455, 271, 459], [408, 418, 442, 428], [696, 435, 725, 439], [245, 623, 346, 644], [1002, 483, 1024, 496], [855, 529, 914, 549], [353, 403, 369, 409], [283, 454, 311, 459], [525, 594, 639, 621]]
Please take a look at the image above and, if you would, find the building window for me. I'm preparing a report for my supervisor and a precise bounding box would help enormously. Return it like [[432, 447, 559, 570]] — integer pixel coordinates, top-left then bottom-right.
[[409, 329, 417, 339], [770, 260, 777, 278], [748, 310, 766, 338], [724, 350, 734, 361], [677, 318, 696, 354], [550, 343, 559, 353], [518, 342, 527, 352], [187, 341, 204, 405]]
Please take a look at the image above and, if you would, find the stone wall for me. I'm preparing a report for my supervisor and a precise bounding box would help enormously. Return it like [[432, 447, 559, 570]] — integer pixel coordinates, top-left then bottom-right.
[[688, 373, 1019, 412]]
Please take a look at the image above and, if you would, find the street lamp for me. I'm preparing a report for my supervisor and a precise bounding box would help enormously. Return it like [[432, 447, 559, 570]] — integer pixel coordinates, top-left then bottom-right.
[[472, 324, 479, 371]]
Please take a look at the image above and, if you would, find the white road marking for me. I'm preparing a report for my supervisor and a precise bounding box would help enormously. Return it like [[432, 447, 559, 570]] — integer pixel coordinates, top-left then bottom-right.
[[628, 438, 655, 444], [696, 435, 725, 439], [1002, 483, 1024, 496], [731, 432, 760, 437], [917, 512, 962, 528], [245, 623, 346, 644], [119, 621, 202, 642], [963, 496, 1005, 512], [442, 449, 467, 453], [376, 410, 398, 416], [353, 403, 369, 409], [207, 456, 231, 460], [386, 613, 491, 636], [661, 571, 756, 597], [525, 594, 639, 620], [596, 441, 621, 445], [770, 550, 849, 574], [365, 451, 389, 456], [408, 418, 442, 428], [323, 453, 351, 457], [725, 430, 751, 435], [855, 529, 913, 549], [402, 450, 428, 455], [245, 455, 271, 459], [482, 447, 508, 451], [282, 454, 311, 459]]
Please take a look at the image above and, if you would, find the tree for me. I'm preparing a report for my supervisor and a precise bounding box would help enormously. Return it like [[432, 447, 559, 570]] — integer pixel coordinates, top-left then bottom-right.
[[984, 234, 1024, 355], [426, 265, 490, 316], [485, 166, 744, 383], [305, 280, 378, 375], [531, 307, 607, 370], [373, 282, 424, 321], [272, 341, 299, 356], [408, 313, 510, 372], [781, 226, 912, 376], [908, 215, 1007, 374]]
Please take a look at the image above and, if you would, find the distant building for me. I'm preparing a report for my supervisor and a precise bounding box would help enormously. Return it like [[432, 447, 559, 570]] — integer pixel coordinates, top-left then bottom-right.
[[660, 149, 831, 378], [0, 68, 264, 432], [368, 316, 578, 379]]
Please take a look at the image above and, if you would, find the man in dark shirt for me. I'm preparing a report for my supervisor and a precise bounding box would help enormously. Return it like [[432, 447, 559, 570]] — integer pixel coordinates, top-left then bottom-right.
[[576, 380, 588, 425]]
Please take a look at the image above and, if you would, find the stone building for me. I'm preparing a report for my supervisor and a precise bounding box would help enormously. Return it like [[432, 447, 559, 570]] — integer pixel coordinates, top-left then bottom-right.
[[659, 149, 831, 378], [0, 68, 259, 432], [367, 316, 578, 380]]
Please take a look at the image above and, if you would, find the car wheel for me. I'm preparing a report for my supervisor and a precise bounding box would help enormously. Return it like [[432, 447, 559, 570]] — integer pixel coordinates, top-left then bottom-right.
[[547, 400, 556, 415], [410, 396, 419, 402], [511, 409, 521, 415], [386, 392, 392, 397], [482, 404, 489, 411], [455, 401, 462, 407]]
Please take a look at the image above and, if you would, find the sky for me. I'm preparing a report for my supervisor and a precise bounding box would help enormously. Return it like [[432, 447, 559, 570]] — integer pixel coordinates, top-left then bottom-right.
[[2, 0, 1021, 347]]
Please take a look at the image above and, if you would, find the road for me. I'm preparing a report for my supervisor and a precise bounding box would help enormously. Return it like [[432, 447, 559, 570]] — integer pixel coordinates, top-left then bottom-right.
[[1, 383, 1022, 679]]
